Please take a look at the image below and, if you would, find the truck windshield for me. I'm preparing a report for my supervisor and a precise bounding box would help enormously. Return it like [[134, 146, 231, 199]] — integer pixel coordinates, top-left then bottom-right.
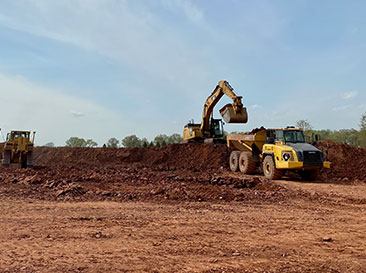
[[284, 130, 305, 143]]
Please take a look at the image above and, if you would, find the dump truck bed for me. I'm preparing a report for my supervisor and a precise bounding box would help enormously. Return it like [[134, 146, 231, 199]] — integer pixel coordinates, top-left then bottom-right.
[[227, 130, 266, 152]]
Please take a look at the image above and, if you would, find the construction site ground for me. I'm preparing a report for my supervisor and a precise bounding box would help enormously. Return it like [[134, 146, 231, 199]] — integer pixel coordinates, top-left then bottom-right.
[[0, 142, 365, 272]]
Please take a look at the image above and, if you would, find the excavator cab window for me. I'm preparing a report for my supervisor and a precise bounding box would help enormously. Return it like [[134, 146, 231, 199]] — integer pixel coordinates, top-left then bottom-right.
[[210, 119, 223, 138]]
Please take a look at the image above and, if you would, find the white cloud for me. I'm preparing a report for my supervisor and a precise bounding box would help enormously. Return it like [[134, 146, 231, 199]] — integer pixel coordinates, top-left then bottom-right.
[[160, 0, 204, 25], [0, 73, 131, 146], [70, 111, 85, 118], [0, 0, 212, 93], [249, 104, 261, 109], [343, 90, 358, 99]]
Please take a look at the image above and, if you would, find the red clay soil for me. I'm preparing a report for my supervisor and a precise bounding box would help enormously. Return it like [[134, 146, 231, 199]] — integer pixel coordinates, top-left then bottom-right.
[[1, 144, 291, 203], [34, 143, 230, 171], [0, 141, 365, 203], [317, 140, 366, 182]]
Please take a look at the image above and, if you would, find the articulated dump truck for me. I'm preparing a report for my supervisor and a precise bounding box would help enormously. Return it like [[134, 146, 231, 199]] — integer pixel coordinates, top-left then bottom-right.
[[0, 130, 35, 168], [227, 127, 330, 180]]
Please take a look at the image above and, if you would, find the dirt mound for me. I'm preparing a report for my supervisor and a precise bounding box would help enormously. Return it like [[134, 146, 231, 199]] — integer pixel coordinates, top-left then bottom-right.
[[34, 143, 230, 171], [317, 140, 366, 182], [0, 143, 299, 203]]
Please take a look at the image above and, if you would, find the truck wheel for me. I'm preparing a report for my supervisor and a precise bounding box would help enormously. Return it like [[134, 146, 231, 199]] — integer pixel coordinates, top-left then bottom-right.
[[239, 152, 256, 174], [229, 151, 241, 172], [299, 170, 319, 181], [2, 150, 10, 167], [263, 156, 282, 180]]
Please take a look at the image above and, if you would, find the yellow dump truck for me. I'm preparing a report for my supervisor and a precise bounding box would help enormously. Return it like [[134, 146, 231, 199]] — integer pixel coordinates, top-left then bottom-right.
[[227, 127, 330, 180], [0, 130, 35, 168]]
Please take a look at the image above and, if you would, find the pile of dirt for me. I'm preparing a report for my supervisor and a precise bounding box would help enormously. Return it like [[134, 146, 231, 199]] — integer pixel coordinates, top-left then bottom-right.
[[0, 143, 299, 203], [34, 143, 230, 171], [317, 140, 366, 182]]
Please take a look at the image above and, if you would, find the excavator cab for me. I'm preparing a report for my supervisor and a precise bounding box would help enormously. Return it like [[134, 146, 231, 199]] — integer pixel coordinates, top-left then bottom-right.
[[210, 118, 224, 138]]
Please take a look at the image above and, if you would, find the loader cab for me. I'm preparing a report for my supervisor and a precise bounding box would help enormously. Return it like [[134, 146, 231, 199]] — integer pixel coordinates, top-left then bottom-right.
[[9, 131, 29, 141]]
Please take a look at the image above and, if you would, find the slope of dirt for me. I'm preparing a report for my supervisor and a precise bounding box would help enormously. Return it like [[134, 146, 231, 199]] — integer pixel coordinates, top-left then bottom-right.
[[34, 143, 230, 171], [0, 144, 293, 203], [317, 140, 366, 182]]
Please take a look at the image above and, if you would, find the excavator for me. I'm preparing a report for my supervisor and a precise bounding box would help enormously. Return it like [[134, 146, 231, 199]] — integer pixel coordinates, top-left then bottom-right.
[[183, 80, 248, 143]]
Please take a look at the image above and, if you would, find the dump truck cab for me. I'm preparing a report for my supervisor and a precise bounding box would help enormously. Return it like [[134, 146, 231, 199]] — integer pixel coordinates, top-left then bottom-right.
[[227, 127, 330, 180], [0, 130, 35, 168]]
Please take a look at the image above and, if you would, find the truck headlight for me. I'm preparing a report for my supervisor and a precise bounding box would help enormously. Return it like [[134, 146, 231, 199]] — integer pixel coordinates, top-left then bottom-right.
[[282, 151, 293, 161]]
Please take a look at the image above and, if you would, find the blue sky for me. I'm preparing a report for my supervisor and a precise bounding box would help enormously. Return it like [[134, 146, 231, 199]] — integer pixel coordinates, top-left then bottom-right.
[[0, 0, 365, 145]]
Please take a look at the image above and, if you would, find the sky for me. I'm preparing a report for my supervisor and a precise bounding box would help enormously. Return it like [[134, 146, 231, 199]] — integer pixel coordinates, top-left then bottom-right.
[[0, 0, 365, 146]]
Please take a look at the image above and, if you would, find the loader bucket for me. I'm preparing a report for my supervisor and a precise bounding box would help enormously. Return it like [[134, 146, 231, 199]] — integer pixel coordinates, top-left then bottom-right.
[[219, 104, 248, 123]]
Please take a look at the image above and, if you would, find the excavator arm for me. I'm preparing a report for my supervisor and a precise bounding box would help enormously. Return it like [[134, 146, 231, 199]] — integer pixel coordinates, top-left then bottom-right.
[[200, 80, 248, 132]]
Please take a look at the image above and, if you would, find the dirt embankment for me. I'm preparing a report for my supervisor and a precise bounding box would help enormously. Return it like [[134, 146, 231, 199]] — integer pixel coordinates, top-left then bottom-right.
[[0, 141, 365, 203], [34, 143, 231, 171], [2, 144, 285, 202], [317, 140, 366, 182]]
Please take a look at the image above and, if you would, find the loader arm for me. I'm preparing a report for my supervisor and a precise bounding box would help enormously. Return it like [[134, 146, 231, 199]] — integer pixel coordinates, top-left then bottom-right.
[[200, 80, 246, 132]]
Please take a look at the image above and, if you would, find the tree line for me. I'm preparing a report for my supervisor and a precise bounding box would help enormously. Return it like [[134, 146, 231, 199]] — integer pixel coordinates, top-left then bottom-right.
[[44, 133, 184, 148], [296, 112, 366, 147], [45, 112, 366, 148]]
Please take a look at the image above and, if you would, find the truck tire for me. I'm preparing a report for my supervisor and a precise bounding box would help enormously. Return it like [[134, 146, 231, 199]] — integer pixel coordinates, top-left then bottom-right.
[[239, 152, 256, 174], [2, 150, 10, 167], [263, 156, 282, 180], [299, 170, 319, 181], [229, 151, 241, 172]]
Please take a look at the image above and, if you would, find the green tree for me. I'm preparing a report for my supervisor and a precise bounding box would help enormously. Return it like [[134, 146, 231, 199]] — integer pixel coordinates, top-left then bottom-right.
[[154, 134, 169, 146], [121, 135, 142, 147], [107, 137, 119, 148], [86, 139, 98, 148], [360, 112, 366, 147], [149, 141, 154, 147], [168, 133, 183, 144], [296, 120, 313, 131], [141, 138, 149, 148], [65, 137, 87, 147], [44, 142, 55, 147], [360, 112, 366, 132]]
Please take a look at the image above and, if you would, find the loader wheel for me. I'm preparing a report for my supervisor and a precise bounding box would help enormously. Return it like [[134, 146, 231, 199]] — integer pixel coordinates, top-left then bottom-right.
[[263, 156, 282, 180], [229, 151, 241, 172], [2, 150, 10, 167], [299, 170, 319, 181], [239, 152, 256, 174]]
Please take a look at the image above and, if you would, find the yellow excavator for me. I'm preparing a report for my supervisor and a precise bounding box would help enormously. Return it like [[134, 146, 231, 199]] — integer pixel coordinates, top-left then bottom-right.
[[183, 80, 248, 143]]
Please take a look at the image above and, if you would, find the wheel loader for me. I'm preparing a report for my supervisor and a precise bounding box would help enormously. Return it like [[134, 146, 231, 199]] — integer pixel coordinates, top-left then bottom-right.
[[0, 130, 35, 168], [227, 127, 330, 180], [183, 80, 248, 143]]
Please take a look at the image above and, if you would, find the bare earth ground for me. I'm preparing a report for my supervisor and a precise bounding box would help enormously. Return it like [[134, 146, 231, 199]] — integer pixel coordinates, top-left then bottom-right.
[[0, 180, 366, 273], [0, 143, 365, 272]]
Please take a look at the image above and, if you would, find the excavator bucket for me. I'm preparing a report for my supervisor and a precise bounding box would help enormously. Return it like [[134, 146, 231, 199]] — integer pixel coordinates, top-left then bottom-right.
[[219, 104, 248, 123]]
